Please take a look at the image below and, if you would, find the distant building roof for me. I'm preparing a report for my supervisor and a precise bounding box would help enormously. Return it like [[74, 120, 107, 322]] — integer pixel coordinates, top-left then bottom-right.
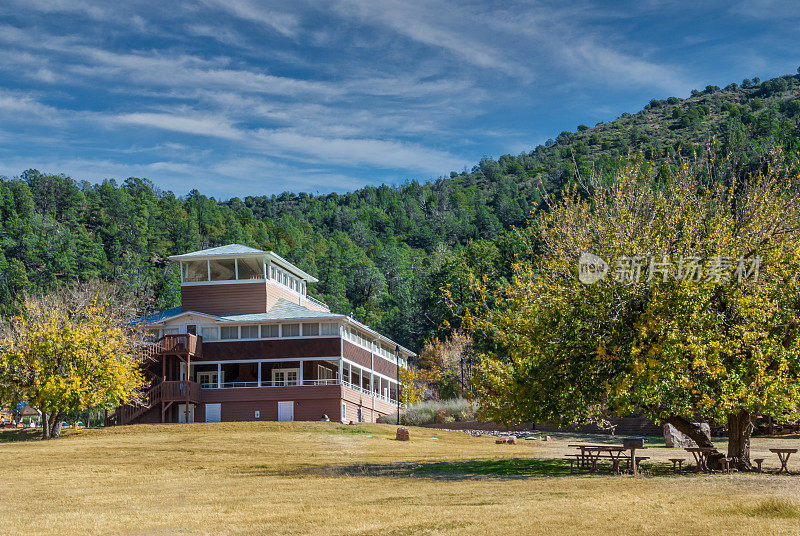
[[130, 306, 182, 325], [19, 406, 40, 417], [220, 299, 344, 322]]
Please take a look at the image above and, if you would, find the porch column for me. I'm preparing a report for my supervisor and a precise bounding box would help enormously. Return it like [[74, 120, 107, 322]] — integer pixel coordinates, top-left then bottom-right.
[[338, 358, 343, 385], [298, 361, 304, 386], [257, 362, 262, 387], [370, 351, 375, 395], [217, 363, 222, 389], [184, 353, 190, 424]]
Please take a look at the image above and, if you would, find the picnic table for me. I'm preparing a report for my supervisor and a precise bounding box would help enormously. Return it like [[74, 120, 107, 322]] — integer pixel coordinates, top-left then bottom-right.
[[769, 448, 798, 474], [685, 447, 717, 472], [567, 444, 648, 474]]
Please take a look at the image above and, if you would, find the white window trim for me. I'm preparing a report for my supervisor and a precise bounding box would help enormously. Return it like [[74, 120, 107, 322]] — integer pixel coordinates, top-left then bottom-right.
[[272, 368, 300, 386]]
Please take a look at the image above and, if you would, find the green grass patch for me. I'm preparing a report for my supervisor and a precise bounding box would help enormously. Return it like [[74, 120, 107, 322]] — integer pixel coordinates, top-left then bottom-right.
[[740, 498, 800, 519], [327, 424, 377, 435], [329, 457, 574, 479], [0, 428, 41, 443], [413, 457, 572, 477]]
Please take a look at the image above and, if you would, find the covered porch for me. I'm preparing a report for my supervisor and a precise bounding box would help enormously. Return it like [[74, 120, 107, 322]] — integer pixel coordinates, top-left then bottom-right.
[[189, 358, 400, 404], [191, 359, 340, 388]]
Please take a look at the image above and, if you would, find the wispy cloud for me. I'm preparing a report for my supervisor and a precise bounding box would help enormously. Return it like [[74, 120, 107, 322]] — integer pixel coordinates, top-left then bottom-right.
[[200, 0, 301, 38], [115, 112, 243, 140], [253, 129, 466, 173]]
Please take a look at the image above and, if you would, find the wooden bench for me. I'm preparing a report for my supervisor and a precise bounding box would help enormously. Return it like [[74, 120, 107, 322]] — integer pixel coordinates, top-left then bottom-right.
[[753, 458, 766, 473], [719, 457, 732, 473], [668, 458, 684, 473], [564, 458, 577, 473], [625, 456, 650, 472]]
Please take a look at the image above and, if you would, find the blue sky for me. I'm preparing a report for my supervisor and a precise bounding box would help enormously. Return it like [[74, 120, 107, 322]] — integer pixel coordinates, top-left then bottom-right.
[[0, 1, 798, 199]]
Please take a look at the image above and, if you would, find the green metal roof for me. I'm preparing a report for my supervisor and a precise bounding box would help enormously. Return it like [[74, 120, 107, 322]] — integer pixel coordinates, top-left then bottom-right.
[[168, 244, 265, 259]]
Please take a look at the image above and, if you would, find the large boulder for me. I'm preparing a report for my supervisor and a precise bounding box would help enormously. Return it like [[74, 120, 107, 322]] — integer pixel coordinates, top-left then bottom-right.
[[663, 422, 711, 448], [396, 427, 410, 441]]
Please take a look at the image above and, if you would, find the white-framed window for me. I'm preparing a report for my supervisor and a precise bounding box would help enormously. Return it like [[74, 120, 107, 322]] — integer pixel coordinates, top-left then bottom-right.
[[182, 260, 208, 282], [320, 323, 338, 336], [272, 368, 299, 386], [241, 325, 259, 339], [201, 327, 219, 341], [302, 323, 319, 336], [341, 402, 346, 421], [197, 371, 219, 388], [260, 324, 279, 338], [237, 257, 263, 280], [162, 328, 179, 336], [317, 365, 336, 381], [221, 326, 239, 340], [209, 258, 236, 281], [282, 323, 300, 337]]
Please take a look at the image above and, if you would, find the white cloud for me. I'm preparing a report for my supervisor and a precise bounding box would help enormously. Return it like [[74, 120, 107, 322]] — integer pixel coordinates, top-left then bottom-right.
[[331, 0, 517, 75], [199, 0, 301, 38], [253, 129, 466, 173], [115, 112, 243, 140]]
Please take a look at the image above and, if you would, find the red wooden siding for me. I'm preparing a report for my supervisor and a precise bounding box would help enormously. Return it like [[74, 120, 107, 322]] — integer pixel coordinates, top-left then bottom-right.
[[342, 340, 371, 367], [371, 355, 397, 377], [200, 338, 341, 361], [197, 384, 343, 422], [342, 340, 397, 377], [181, 282, 268, 315], [341, 384, 396, 423]]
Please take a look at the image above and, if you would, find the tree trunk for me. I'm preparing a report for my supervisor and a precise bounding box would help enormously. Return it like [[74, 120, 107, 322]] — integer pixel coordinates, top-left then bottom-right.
[[663, 415, 714, 447], [664, 415, 725, 469], [47, 411, 65, 439], [42, 410, 50, 440], [727, 410, 753, 470]]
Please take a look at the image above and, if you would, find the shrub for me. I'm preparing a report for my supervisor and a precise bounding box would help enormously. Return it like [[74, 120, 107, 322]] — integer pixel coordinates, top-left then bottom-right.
[[376, 399, 478, 425]]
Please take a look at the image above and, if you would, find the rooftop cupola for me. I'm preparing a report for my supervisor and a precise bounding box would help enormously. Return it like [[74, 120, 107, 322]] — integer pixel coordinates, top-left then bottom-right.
[[168, 244, 327, 314]]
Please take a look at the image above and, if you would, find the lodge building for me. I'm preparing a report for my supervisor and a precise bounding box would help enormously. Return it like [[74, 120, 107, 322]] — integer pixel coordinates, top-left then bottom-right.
[[109, 244, 411, 425]]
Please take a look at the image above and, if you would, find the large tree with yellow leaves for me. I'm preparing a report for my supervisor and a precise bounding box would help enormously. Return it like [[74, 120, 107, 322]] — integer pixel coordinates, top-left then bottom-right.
[[468, 154, 800, 469], [0, 283, 144, 439]]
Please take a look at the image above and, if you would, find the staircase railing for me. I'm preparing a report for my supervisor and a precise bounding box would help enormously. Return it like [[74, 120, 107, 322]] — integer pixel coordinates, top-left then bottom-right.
[[112, 380, 202, 425], [141, 333, 202, 360]]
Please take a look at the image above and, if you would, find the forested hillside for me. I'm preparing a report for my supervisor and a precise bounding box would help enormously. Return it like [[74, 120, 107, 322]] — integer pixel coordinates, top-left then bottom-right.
[[2, 72, 800, 350]]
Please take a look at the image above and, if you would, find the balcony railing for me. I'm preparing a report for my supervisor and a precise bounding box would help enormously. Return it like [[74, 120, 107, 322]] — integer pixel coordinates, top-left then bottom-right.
[[305, 295, 330, 311], [160, 380, 202, 403], [198, 378, 398, 404], [142, 333, 202, 360], [342, 380, 398, 404]]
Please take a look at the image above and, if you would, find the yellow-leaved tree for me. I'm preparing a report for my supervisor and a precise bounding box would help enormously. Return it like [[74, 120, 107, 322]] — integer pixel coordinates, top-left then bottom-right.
[[468, 152, 800, 470], [0, 283, 144, 439]]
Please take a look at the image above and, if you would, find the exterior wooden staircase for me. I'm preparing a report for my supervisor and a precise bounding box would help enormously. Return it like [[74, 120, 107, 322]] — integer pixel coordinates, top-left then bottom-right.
[[112, 380, 202, 425], [109, 334, 203, 425]]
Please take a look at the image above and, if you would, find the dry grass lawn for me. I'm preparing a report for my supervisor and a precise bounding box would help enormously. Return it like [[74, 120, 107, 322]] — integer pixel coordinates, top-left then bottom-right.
[[2, 422, 800, 535]]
